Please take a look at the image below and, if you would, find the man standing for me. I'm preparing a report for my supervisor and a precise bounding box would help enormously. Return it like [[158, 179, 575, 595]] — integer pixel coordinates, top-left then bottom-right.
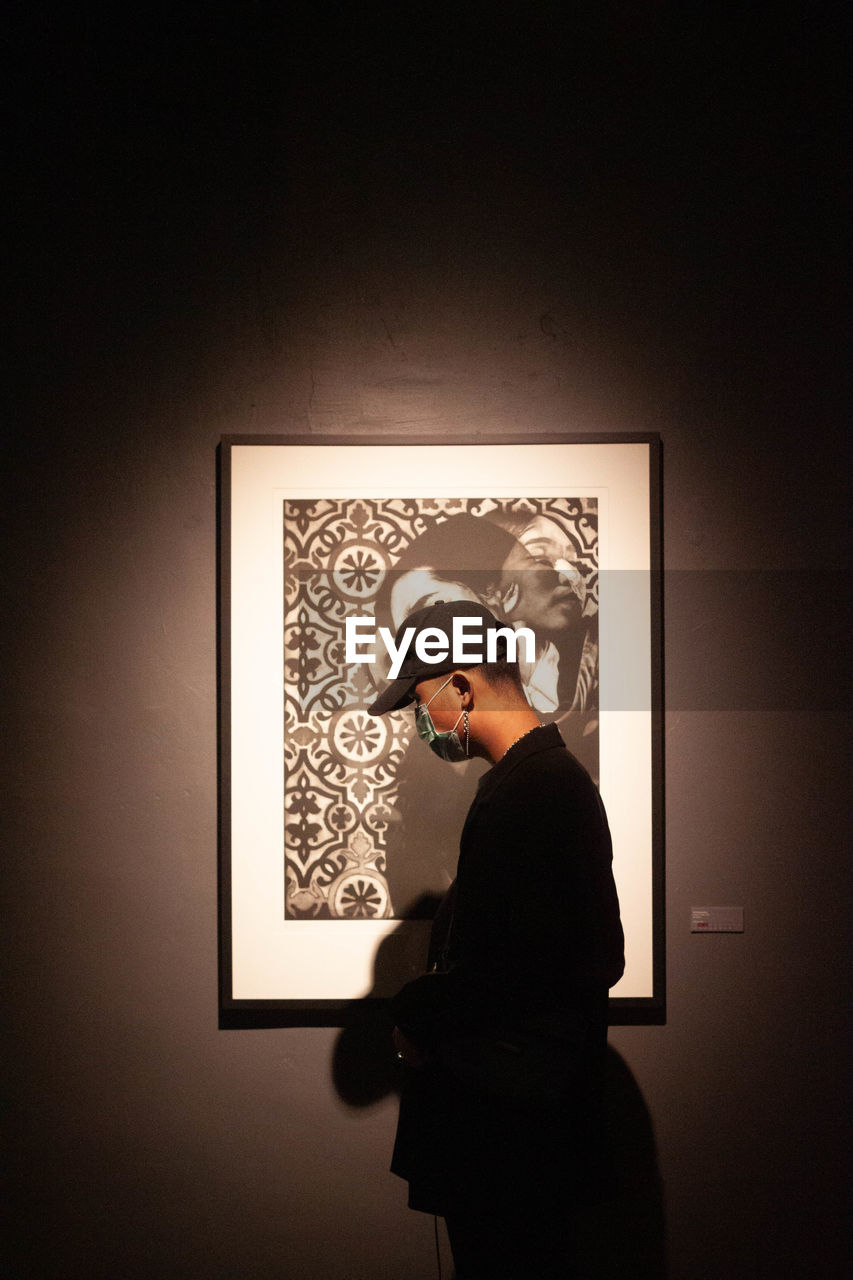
[[368, 601, 624, 1279]]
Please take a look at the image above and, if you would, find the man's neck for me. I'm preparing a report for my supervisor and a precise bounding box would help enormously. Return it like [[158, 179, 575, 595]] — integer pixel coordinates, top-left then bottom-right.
[[476, 710, 541, 763]]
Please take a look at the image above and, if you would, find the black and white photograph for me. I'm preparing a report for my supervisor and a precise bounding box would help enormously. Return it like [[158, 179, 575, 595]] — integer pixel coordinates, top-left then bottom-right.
[[283, 496, 600, 921]]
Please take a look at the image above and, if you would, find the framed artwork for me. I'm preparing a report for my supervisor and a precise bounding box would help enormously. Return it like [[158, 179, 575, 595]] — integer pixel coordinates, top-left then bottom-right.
[[219, 435, 664, 1023]]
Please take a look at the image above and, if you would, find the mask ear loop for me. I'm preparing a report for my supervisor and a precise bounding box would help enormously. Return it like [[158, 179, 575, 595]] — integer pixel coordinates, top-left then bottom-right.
[[463, 709, 470, 757]]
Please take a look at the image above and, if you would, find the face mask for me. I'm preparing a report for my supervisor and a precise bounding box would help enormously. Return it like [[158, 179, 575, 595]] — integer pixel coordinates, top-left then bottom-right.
[[414, 675, 469, 763]]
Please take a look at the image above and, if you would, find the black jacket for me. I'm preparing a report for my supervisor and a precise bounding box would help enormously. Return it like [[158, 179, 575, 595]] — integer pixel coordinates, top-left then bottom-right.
[[390, 723, 625, 1213]]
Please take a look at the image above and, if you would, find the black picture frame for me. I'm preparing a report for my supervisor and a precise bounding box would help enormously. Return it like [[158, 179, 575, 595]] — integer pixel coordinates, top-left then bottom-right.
[[219, 434, 664, 1026]]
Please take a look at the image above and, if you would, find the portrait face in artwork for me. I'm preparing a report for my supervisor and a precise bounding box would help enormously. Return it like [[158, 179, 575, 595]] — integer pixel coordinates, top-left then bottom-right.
[[390, 570, 482, 632], [497, 513, 587, 641], [374, 513, 517, 636]]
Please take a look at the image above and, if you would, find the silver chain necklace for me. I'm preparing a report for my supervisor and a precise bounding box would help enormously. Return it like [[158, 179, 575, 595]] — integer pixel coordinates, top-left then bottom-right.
[[503, 723, 540, 755]]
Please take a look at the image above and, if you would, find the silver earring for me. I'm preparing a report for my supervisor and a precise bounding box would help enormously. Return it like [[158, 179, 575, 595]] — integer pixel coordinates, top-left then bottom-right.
[[463, 709, 470, 757]]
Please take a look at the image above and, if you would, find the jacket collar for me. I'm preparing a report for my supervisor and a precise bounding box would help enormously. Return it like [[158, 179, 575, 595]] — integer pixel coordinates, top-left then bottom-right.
[[474, 721, 564, 808]]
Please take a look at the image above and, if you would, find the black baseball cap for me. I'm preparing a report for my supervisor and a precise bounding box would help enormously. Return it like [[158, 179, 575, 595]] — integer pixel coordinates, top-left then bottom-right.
[[367, 600, 510, 716]]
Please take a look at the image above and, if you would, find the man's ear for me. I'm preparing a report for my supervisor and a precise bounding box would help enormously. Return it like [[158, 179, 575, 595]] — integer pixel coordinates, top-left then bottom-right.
[[450, 671, 473, 708]]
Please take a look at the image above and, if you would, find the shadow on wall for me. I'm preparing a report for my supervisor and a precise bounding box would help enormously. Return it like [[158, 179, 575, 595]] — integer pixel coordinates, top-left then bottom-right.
[[331, 894, 441, 1106], [576, 1048, 668, 1279], [333, 908, 667, 1279]]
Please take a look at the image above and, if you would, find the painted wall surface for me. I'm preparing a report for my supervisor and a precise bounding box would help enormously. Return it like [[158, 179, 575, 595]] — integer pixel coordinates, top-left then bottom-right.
[[4, 7, 847, 1278]]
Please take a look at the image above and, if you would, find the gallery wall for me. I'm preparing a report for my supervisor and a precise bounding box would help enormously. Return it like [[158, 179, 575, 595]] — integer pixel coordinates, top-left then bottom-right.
[[4, 6, 847, 1278]]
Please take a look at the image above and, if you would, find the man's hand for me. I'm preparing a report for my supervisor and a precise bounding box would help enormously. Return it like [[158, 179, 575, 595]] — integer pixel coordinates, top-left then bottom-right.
[[392, 1025, 427, 1069]]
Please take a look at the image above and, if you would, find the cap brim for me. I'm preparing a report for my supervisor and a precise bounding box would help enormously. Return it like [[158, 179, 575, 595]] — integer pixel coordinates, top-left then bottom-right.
[[366, 674, 419, 716]]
